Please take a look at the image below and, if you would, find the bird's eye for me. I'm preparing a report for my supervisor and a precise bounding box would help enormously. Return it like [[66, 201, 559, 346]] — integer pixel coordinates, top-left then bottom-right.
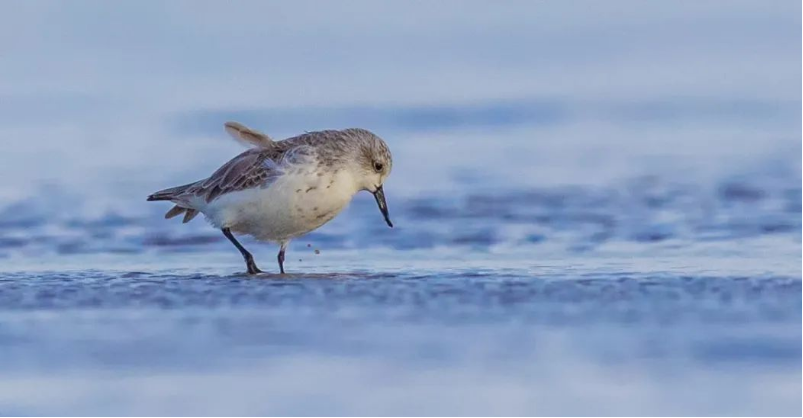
[[373, 162, 384, 172]]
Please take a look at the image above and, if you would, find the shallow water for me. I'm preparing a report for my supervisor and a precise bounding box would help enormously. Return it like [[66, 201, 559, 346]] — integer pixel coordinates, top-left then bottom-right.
[[1, 1, 801, 416], [1, 244, 800, 415]]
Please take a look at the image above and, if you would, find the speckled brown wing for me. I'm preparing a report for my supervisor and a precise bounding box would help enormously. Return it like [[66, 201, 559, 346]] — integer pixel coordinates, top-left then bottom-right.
[[184, 149, 282, 203], [153, 130, 343, 207]]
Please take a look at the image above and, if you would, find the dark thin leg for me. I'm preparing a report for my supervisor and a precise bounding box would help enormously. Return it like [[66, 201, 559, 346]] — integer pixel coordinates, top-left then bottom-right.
[[277, 245, 286, 274], [222, 228, 262, 274], [276, 241, 289, 274]]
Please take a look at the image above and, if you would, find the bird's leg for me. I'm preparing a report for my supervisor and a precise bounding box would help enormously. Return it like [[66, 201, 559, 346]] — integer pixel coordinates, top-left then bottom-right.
[[222, 228, 262, 274], [277, 241, 289, 274]]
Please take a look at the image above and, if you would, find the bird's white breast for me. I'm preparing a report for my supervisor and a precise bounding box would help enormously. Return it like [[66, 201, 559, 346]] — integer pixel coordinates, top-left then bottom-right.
[[200, 166, 358, 242]]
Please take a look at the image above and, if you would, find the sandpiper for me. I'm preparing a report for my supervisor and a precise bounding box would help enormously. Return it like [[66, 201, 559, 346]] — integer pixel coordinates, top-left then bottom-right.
[[147, 122, 393, 274]]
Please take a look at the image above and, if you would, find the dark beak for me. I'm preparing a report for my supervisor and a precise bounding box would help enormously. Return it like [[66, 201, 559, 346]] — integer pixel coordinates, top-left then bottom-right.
[[372, 185, 393, 228]]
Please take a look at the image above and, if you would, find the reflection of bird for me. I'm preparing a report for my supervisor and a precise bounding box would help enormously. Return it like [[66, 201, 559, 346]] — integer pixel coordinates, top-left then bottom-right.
[[147, 122, 394, 274]]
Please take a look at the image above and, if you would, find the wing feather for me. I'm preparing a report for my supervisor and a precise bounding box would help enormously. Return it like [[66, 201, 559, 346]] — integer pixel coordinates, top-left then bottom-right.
[[181, 149, 282, 203], [164, 205, 186, 219], [182, 209, 199, 223], [224, 121, 273, 148]]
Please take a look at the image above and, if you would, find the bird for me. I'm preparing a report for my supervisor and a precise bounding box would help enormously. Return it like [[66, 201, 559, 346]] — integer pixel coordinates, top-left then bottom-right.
[[147, 122, 393, 274]]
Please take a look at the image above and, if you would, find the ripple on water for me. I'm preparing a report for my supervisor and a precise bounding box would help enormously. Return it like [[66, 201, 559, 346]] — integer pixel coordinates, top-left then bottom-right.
[[0, 174, 798, 256]]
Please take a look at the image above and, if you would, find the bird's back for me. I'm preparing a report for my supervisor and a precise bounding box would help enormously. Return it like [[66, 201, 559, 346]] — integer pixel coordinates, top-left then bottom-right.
[[147, 129, 366, 221]]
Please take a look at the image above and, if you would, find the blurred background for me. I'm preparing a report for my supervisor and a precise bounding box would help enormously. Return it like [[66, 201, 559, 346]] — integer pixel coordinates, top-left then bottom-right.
[[0, 1, 800, 415]]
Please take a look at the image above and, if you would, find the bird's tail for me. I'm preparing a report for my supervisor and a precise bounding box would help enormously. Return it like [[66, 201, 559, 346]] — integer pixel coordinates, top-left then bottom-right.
[[146, 182, 196, 202], [147, 182, 201, 223]]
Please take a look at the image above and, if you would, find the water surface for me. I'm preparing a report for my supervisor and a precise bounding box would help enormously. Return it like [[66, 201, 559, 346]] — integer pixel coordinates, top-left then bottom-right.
[[0, 1, 800, 415]]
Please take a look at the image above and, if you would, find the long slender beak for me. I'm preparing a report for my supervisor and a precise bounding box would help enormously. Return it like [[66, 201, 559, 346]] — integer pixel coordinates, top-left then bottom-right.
[[372, 185, 393, 228]]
